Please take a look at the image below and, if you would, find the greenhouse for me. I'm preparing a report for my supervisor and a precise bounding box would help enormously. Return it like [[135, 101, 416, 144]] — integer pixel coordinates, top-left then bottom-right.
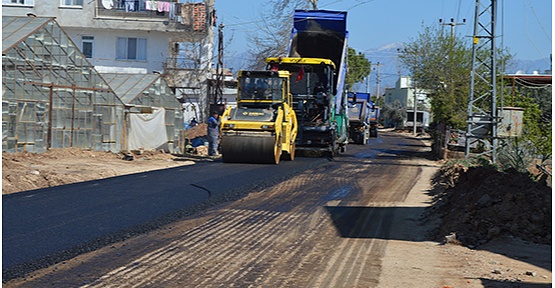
[[2, 16, 124, 153], [101, 73, 184, 153]]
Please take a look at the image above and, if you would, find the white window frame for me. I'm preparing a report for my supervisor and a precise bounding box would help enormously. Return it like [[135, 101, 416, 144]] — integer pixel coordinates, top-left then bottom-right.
[[81, 36, 94, 59], [116, 37, 147, 61], [2, 0, 34, 6], [60, 0, 83, 7]]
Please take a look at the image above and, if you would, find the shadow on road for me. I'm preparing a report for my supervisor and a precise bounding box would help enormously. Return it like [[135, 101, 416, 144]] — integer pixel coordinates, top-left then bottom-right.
[[324, 205, 552, 272], [478, 278, 551, 288], [324, 206, 427, 241]]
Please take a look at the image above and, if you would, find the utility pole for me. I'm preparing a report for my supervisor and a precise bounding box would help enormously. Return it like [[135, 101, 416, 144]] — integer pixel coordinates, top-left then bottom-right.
[[466, 0, 498, 162], [373, 62, 384, 101], [214, 23, 224, 108], [366, 62, 372, 94], [412, 81, 418, 136], [439, 18, 466, 38]]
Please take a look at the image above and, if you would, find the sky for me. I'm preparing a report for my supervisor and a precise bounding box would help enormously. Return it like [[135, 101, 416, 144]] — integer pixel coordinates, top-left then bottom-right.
[[214, 0, 552, 67]]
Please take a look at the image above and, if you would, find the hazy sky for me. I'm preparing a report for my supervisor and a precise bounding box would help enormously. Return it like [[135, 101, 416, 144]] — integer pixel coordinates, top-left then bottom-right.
[[215, 0, 552, 64]]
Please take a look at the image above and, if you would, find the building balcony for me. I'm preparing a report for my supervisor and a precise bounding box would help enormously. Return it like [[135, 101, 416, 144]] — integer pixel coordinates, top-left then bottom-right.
[[97, 0, 176, 19], [96, 0, 213, 34]]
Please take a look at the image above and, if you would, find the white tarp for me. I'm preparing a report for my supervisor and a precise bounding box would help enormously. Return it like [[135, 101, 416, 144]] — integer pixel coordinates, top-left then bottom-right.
[[128, 108, 168, 150]]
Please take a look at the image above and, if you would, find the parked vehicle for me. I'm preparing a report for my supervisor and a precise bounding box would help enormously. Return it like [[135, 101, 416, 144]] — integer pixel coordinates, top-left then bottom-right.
[[348, 92, 380, 144]]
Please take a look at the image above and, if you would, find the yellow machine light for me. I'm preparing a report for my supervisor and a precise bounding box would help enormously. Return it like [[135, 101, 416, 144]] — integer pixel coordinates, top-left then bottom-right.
[[261, 125, 274, 129]]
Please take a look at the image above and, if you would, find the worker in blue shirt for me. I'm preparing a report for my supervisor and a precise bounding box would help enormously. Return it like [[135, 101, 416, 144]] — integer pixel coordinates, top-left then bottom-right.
[[207, 112, 221, 156]]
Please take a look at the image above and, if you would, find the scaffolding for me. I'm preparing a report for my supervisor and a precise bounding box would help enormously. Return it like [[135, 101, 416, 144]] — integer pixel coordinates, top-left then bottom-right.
[[2, 16, 124, 153]]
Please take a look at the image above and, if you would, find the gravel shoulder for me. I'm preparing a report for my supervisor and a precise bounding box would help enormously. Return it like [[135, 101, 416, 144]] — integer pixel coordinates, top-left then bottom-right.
[[378, 157, 552, 287]]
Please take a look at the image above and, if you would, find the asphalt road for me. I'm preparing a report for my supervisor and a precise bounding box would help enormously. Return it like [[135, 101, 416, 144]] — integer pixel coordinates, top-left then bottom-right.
[[3, 154, 327, 275]]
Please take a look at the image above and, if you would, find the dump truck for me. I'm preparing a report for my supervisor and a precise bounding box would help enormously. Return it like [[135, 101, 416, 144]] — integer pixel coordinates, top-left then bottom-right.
[[219, 70, 297, 164], [347, 92, 379, 144], [368, 103, 380, 138], [265, 9, 349, 157]]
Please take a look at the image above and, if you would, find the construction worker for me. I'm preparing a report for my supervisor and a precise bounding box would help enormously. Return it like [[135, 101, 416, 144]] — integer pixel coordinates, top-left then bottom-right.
[[207, 112, 221, 156]]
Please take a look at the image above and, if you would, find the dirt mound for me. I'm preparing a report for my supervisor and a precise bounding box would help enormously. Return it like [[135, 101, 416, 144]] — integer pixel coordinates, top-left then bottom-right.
[[427, 164, 552, 247], [183, 123, 208, 139], [2, 148, 189, 195]]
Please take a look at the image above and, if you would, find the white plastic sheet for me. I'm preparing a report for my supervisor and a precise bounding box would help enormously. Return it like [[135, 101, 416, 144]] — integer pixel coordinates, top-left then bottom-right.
[[128, 108, 168, 150]]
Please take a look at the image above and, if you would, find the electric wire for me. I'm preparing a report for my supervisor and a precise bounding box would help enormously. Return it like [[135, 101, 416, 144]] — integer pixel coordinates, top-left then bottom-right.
[[525, 0, 552, 42], [522, 0, 551, 65], [514, 78, 552, 88], [456, 0, 462, 23]]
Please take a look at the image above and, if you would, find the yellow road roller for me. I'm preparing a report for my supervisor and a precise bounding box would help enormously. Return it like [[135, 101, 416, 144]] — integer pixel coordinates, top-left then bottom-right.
[[220, 70, 297, 164]]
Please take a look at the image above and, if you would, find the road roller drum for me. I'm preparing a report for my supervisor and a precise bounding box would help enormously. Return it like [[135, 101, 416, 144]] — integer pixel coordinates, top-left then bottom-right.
[[221, 135, 280, 164]]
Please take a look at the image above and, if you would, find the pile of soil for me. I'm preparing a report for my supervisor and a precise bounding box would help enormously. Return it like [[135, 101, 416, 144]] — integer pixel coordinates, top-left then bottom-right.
[[183, 123, 208, 139], [427, 164, 552, 247], [2, 148, 192, 195]]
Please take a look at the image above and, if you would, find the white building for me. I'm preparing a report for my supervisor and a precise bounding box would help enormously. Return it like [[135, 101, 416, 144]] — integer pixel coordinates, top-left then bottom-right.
[[3, 0, 216, 121], [384, 76, 431, 110], [3, 0, 214, 73]]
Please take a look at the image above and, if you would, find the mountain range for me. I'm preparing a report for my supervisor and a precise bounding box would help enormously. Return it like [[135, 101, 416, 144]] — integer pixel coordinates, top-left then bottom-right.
[[224, 42, 551, 96]]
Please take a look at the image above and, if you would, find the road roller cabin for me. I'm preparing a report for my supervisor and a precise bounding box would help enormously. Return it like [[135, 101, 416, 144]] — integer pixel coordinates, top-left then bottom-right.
[[220, 70, 298, 164]]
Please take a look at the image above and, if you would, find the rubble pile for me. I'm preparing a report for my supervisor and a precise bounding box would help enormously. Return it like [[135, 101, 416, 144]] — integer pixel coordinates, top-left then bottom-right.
[[427, 165, 552, 247], [183, 123, 208, 139]]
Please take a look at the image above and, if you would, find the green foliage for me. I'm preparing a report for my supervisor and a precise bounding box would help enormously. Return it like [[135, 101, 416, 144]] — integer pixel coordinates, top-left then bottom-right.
[[346, 47, 371, 90], [509, 91, 552, 163], [399, 25, 472, 129], [399, 25, 512, 130], [497, 137, 535, 174], [380, 100, 406, 128]]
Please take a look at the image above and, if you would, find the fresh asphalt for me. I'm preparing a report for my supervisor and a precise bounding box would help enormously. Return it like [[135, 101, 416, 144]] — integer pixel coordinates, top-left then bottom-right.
[[3, 156, 325, 276]]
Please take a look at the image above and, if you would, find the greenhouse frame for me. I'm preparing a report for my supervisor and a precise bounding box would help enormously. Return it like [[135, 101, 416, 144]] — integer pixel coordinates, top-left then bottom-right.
[[2, 16, 184, 154], [101, 73, 184, 153], [2, 16, 124, 153]]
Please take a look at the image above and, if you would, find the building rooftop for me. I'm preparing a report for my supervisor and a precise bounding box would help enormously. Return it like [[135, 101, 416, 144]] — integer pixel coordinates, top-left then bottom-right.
[[504, 74, 552, 86]]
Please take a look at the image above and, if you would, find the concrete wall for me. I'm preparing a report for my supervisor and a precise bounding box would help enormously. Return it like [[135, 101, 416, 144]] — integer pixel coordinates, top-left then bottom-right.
[[65, 28, 170, 73]]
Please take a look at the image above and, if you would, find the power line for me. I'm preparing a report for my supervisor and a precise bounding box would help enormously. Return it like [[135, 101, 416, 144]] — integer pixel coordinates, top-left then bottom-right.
[[525, 0, 552, 42], [522, 0, 551, 64]]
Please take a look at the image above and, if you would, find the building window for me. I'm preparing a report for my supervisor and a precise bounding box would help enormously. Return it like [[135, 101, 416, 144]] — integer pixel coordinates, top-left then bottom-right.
[[62, 0, 83, 6], [2, 0, 34, 5], [116, 37, 147, 61], [82, 36, 94, 58]]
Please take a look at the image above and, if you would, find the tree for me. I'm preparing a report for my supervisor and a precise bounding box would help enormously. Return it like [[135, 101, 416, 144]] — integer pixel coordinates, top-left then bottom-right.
[[380, 100, 406, 128], [498, 86, 552, 167], [399, 25, 473, 129], [247, 0, 313, 69], [399, 25, 513, 129], [346, 47, 371, 91]]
